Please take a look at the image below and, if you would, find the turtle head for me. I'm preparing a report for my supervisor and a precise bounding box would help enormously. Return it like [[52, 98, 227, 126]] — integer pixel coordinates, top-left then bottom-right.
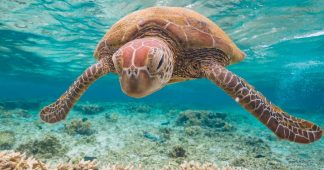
[[112, 38, 174, 98]]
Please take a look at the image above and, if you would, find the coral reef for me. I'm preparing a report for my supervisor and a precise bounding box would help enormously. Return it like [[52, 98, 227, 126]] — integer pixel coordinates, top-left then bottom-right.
[[184, 126, 202, 136], [230, 156, 282, 170], [65, 119, 94, 135], [131, 104, 152, 113], [163, 161, 245, 170], [0, 151, 47, 170], [17, 134, 66, 159], [0, 130, 15, 150], [0, 151, 97, 170], [176, 110, 233, 131], [169, 145, 186, 158], [105, 112, 119, 122], [0, 102, 322, 169], [57, 160, 98, 170], [75, 104, 105, 115], [159, 127, 172, 140], [244, 137, 271, 158], [0, 151, 243, 170], [65, 119, 95, 136], [229, 136, 283, 169]]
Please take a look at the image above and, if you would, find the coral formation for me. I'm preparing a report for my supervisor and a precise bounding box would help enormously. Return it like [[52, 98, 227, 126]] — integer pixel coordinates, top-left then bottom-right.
[[65, 119, 95, 136], [176, 110, 233, 131], [75, 104, 105, 115], [184, 126, 202, 136], [229, 136, 283, 169], [244, 137, 271, 158], [17, 134, 66, 159], [105, 112, 119, 122], [230, 156, 282, 170], [169, 145, 186, 158], [131, 104, 152, 113], [57, 160, 98, 170], [163, 161, 245, 170], [0, 130, 15, 150], [1, 151, 243, 170], [0, 151, 47, 170], [0, 102, 322, 169], [159, 127, 172, 140]]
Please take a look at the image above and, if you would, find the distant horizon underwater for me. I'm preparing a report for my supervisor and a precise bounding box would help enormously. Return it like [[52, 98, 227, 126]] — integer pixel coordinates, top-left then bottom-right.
[[0, 0, 324, 169]]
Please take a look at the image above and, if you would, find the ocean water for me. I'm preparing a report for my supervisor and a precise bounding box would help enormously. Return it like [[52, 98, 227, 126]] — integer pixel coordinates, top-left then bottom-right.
[[0, 0, 323, 169]]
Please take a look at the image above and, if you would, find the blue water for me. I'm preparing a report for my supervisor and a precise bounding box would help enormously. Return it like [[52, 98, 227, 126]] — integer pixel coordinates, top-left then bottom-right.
[[0, 0, 324, 169], [1, 0, 323, 111]]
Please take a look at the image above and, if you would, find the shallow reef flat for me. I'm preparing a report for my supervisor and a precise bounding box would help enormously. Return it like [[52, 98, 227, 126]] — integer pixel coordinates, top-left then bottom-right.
[[0, 101, 323, 170]]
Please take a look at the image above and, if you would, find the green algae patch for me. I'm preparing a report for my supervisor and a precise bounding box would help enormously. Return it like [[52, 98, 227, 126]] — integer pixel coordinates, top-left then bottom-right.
[[0, 130, 15, 149], [169, 145, 186, 158], [176, 110, 234, 131], [16, 134, 67, 159]]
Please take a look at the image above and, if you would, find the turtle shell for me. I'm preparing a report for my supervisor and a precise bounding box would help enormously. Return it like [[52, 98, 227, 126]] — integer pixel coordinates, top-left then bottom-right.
[[96, 6, 245, 64]]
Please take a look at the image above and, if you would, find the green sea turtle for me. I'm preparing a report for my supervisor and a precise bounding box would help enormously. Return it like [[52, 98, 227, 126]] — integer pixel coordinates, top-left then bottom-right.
[[40, 6, 322, 143]]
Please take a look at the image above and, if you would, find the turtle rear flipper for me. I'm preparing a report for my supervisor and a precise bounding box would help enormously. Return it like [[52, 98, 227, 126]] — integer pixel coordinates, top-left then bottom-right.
[[40, 58, 111, 123], [204, 63, 322, 143]]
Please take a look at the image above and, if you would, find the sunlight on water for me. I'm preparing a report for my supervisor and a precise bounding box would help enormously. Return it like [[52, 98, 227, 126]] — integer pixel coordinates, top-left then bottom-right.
[[1, 0, 323, 112]]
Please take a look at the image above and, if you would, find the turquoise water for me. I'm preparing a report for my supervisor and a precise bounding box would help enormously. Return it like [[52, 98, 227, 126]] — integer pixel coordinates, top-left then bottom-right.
[[0, 0, 324, 169]]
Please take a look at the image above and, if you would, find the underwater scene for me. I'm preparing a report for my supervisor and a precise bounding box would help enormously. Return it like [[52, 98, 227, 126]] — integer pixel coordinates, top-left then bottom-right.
[[0, 0, 324, 169]]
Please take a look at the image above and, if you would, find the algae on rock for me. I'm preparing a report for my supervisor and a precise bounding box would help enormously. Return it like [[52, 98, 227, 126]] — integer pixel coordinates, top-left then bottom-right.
[[0, 130, 15, 150], [169, 145, 186, 158], [16, 134, 66, 159], [176, 110, 233, 131], [65, 119, 95, 136]]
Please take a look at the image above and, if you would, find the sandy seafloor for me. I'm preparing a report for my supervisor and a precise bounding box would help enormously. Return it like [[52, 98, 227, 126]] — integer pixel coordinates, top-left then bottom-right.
[[0, 101, 323, 170]]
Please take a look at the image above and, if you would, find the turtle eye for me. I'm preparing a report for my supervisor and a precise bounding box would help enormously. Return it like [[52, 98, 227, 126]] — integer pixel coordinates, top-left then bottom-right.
[[157, 55, 164, 70]]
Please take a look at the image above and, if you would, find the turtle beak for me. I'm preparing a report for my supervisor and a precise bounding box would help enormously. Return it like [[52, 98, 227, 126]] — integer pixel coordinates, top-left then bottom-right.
[[120, 69, 158, 98]]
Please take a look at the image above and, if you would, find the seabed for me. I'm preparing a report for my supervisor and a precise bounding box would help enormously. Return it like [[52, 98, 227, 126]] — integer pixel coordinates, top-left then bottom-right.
[[0, 101, 323, 170]]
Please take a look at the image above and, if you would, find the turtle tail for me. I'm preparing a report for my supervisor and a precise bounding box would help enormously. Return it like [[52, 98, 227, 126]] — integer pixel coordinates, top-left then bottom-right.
[[205, 64, 323, 144], [40, 58, 111, 123]]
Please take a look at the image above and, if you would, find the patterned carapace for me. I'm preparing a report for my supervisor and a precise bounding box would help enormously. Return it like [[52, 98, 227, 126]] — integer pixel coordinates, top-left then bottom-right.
[[40, 6, 322, 144]]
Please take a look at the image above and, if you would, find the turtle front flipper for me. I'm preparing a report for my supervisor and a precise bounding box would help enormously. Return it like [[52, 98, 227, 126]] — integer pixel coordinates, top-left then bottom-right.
[[40, 58, 111, 123], [204, 64, 322, 143]]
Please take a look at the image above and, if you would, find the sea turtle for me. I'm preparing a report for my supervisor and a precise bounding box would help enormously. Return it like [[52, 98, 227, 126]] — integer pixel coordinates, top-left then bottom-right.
[[40, 6, 322, 143]]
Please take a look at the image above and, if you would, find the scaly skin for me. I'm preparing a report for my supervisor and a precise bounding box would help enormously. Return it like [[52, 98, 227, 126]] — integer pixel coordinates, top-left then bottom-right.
[[112, 38, 174, 98], [40, 7, 322, 143], [40, 58, 110, 123], [204, 63, 323, 143]]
